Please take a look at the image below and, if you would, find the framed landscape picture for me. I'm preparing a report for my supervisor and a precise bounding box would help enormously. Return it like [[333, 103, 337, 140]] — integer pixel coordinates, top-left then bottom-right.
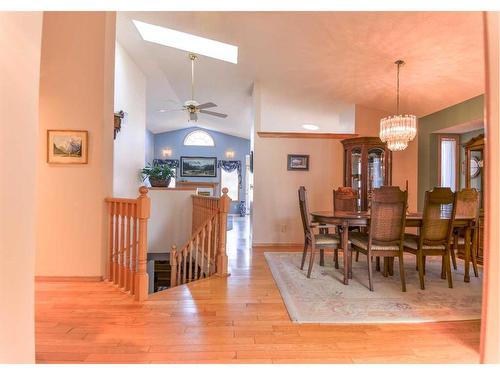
[[47, 130, 88, 164], [180, 156, 217, 177], [287, 154, 309, 171]]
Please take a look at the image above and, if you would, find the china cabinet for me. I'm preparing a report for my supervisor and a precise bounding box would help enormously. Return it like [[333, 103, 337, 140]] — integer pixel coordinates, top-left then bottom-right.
[[464, 133, 485, 263], [341, 137, 392, 211]]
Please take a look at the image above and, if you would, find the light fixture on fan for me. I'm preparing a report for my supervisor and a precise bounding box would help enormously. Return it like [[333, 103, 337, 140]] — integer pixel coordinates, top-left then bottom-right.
[[379, 60, 417, 151]]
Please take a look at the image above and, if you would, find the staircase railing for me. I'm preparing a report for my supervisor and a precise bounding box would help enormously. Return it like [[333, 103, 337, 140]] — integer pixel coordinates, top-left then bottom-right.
[[105, 186, 150, 301], [170, 188, 231, 287]]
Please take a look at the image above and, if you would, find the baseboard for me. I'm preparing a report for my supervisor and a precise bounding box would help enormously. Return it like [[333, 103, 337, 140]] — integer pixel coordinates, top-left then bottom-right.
[[252, 242, 303, 248], [35, 276, 103, 282]]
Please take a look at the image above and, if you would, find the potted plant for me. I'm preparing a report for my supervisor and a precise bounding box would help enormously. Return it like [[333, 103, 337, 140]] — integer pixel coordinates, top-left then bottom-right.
[[141, 163, 174, 188]]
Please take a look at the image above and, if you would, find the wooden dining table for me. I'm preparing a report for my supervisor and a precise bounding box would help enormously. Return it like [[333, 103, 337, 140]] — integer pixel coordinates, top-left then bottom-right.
[[310, 210, 476, 285]]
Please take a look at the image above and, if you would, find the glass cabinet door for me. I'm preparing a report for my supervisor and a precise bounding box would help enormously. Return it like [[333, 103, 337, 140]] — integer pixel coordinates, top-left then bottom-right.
[[351, 148, 362, 210], [367, 148, 385, 204], [470, 149, 484, 208]]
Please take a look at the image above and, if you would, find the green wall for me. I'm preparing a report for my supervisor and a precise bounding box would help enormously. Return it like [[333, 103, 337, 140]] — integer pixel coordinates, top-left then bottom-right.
[[417, 95, 484, 210]]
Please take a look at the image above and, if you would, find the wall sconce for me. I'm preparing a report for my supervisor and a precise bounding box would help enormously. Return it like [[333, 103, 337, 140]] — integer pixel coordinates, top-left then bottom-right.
[[162, 148, 172, 158], [225, 150, 235, 159], [113, 110, 125, 140]]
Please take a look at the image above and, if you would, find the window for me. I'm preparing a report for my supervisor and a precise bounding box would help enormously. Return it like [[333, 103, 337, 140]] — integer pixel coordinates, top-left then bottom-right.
[[183, 130, 215, 147], [438, 135, 459, 192], [220, 169, 239, 201], [168, 168, 176, 188]]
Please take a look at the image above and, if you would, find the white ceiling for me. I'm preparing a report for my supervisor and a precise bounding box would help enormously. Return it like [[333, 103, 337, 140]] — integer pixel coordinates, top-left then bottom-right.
[[116, 11, 484, 139]]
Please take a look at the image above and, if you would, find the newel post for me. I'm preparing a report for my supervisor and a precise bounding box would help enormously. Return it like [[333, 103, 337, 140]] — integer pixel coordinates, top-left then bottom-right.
[[170, 245, 177, 287], [134, 186, 150, 301], [216, 187, 230, 276]]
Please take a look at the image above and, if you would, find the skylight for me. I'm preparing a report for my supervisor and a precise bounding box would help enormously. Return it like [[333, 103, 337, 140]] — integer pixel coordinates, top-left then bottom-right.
[[132, 20, 238, 64]]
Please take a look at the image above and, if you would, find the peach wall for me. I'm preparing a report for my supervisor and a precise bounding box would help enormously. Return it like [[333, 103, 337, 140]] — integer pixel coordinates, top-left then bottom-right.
[[252, 103, 419, 246], [252, 81, 345, 245], [36, 12, 116, 277], [481, 11, 500, 364], [0, 12, 42, 363], [355, 105, 419, 211], [253, 136, 343, 245]]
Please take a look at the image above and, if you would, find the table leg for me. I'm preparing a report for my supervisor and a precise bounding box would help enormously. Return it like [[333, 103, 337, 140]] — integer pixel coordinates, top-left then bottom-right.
[[464, 226, 471, 283], [342, 223, 349, 285]]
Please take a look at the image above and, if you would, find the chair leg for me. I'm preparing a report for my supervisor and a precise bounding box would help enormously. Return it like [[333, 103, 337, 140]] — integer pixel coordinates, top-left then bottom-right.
[[348, 247, 353, 279], [471, 246, 479, 277], [445, 248, 453, 289], [417, 253, 425, 290], [307, 244, 316, 278], [440, 255, 446, 279], [319, 249, 325, 266], [383, 257, 389, 277], [451, 234, 458, 270], [422, 256, 426, 275], [471, 230, 479, 277], [355, 250, 359, 262], [388, 257, 394, 276], [367, 252, 374, 291], [398, 252, 406, 292], [300, 239, 308, 270], [334, 249, 339, 269]]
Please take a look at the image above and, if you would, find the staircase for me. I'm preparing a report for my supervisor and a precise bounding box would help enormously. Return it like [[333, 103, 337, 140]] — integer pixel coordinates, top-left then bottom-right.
[[170, 188, 231, 287], [105, 186, 150, 301], [104, 187, 231, 299]]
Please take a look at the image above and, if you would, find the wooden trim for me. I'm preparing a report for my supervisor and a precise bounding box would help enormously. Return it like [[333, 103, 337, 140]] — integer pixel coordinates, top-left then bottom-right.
[[252, 242, 303, 248], [437, 134, 460, 190], [35, 276, 103, 282], [341, 136, 385, 146], [148, 187, 196, 191], [257, 131, 357, 139]]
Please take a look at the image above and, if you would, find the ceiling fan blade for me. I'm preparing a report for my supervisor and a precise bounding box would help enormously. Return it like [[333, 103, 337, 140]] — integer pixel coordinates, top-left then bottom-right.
[[157, 108, 184, 113], [196, 102, 217, 110], [199, 109, 228, 118], [189, 112, 198, 121]]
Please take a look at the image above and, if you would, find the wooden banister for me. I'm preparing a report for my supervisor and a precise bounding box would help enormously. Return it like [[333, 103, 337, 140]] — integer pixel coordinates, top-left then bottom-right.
[[105, 186, 150, 301], [216, 188, 230, 277], [170, 188, 231, 287]]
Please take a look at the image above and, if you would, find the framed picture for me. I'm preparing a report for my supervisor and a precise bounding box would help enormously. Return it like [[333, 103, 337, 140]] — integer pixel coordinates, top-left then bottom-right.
[[180, 156, 217, 177], [47, 130, 88, 164], [287, 154, 309, 171]]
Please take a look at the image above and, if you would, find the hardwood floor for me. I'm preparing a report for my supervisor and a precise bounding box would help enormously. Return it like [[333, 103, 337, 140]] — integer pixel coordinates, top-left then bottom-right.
[[35, 216, 481, 364]]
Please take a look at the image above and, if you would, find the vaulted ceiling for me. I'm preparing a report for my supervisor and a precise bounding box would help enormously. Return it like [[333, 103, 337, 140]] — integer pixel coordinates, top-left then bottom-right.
[[117, 11, 484, 138]]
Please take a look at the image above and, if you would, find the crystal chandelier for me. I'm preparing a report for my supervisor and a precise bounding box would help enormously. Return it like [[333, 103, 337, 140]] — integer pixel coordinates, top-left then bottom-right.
[[380, 60, 417, 151]]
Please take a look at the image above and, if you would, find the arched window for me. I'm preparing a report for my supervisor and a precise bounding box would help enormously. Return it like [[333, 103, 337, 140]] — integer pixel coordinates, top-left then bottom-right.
[[183, 130, 215, 147]]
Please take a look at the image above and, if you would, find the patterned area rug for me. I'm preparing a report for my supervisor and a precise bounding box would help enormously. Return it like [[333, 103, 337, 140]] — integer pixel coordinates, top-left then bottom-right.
[[265, 252, 482, 324]]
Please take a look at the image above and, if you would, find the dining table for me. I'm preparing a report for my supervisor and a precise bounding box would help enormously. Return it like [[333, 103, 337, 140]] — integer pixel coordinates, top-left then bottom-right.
[[310, 210, 476, 285]]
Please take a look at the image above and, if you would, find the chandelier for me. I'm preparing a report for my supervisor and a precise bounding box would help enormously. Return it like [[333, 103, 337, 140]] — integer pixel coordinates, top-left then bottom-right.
[[379, 60, 417, 151]]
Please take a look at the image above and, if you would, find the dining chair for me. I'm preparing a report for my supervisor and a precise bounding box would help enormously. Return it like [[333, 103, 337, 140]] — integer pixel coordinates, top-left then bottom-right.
[[349, 186, 408, 292], [333, 187, 358, 211], [404, 187, 457, 290], [333, 187, 360, 266], [451, 188, 480, 277], [299, 186, 343, 278]]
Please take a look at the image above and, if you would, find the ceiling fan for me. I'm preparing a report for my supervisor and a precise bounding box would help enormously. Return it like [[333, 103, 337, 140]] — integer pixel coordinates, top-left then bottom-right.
[[158, 53, 228, 121]]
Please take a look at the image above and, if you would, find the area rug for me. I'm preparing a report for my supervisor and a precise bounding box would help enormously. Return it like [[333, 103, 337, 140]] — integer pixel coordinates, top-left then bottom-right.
[[265, 252, 482, 324]]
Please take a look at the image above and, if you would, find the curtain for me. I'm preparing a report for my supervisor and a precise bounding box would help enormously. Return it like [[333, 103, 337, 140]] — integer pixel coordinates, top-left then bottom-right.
[[440, 139, 456, 191], [153, 159, 179, 168], [218, 160, 242, 187]]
